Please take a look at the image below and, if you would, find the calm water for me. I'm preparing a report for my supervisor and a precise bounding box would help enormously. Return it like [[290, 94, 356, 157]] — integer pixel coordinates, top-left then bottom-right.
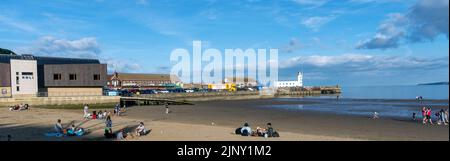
[[340, 85, 449, 100], [265, 85, 449, 119]]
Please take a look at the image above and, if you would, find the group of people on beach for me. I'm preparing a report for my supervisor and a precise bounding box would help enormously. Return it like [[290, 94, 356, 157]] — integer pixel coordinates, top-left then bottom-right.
[[105, 118, 148, 141], [235, 122, 280, 138], [8, 103, 29, 111], [420, 107, 448, 126], [49, 103, 149, 140], [83, 104, 123, 120], [54, 119, 86, 137]]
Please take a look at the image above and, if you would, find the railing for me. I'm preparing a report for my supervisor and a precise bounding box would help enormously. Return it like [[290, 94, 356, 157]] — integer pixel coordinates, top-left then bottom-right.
[[37, 92, 104, 97], [139, 91, 260, 99]]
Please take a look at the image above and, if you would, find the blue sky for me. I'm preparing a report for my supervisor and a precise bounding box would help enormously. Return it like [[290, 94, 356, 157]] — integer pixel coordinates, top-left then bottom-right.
[[0, 0, 448, 86]]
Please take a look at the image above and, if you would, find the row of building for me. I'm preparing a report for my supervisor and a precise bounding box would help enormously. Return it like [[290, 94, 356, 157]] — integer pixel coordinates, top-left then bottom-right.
[[1, 54, 304, 98], [0, 54, 107, 97]]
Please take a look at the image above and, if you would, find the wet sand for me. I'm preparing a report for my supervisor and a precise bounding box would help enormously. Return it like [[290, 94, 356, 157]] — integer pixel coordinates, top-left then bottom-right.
[[124, 99, 449, 141]]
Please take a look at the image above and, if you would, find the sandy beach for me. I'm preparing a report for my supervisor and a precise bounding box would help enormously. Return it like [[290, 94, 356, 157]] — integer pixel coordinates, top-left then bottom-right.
[[0, 98, 448, 141]]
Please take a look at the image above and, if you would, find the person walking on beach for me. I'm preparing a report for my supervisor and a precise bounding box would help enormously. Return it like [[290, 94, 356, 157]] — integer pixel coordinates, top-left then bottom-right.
[[445, 109, 449, 124], [83, 104, 89, 119], [416, 96, 423, 104], [105, 116, 113, 132], [114, 103, 120, 116], [422, 107, 427, 124], [426, 108, 433, 125], [439, 109, 447, 125], [412, 113, 416, 121], [165, 103, 170, 114]]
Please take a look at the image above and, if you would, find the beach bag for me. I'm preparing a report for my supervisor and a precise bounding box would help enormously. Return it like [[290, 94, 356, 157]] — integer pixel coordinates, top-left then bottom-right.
[[235, 128, 242, 135], [272, 132, 280, 137]]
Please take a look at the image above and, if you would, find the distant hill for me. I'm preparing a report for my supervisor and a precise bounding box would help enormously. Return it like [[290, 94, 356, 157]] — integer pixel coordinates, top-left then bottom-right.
[[418, 82, 449, 85], [0, 48, 17, 55]]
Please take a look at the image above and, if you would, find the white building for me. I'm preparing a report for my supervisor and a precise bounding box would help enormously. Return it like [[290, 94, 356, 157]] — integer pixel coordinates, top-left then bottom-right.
[[9, 59, 38, 97], [275, 72, 303, 88]]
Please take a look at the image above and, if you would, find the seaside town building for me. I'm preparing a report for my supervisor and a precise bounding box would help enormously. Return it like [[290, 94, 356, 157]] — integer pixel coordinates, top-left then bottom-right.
[[0, 54, 107, 97], [107, 72, 182, 90], [224, 77, 258, 88], [275, 72, 303, 88]]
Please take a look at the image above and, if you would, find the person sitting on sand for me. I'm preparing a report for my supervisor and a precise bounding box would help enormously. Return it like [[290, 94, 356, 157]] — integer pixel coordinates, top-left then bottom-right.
[[135, 122, 147, 136], [266, 123, 274, 137], [9, 104, 20, 111], [67, 124, 76, 136], [240, 123, 252, 136], [255, 127, 266, 137], [98, 111, 103, 119], [54, 119, 63, 134], [372, 112, 380, 119], [104, 128, 114, 139], [117, 129, 127, 141]]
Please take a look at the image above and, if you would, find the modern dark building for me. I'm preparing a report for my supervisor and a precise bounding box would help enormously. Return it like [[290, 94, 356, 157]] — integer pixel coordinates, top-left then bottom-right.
[[0, 54, 107, 97], [0, 63, 11, 97]]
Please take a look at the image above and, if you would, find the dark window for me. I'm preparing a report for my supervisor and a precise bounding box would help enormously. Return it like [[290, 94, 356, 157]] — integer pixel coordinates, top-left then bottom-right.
[[69, 74, 77, 80], [16, 86, 20, 92], [54, 74, 62, 80], [16, 76, 19, 85], [94, 74, 101, 80], [22, 72, 33, 76]]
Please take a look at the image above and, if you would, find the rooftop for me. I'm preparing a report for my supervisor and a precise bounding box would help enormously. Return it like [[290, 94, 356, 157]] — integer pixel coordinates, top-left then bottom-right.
[[0, 54, 101, 65], [109, 73, 181, 82]]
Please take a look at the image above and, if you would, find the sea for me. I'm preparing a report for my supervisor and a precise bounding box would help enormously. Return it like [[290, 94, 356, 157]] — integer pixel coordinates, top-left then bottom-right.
[[266, 85, 449, 119]]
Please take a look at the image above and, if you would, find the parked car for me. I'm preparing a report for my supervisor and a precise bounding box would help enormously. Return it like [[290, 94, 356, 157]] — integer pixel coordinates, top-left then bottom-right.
[[159, 90, 170, 94]]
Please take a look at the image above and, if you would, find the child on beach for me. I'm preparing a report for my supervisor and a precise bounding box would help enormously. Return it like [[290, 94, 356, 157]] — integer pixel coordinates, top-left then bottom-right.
[[412, 113, 416, 121]]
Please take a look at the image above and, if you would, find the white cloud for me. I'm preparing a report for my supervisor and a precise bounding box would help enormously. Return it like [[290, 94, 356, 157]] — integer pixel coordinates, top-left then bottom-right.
[[356, 13, 407, 49], [280, 54, 448, 73], [16, 36, 142, 73], [17, 36, 101, 58], [357, 0, 449, 49], [301, 16, 336, 31]]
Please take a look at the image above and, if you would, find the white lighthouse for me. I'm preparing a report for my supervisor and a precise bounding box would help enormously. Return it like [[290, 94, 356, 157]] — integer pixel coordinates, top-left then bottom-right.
[[275, 72, 304, 88]]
